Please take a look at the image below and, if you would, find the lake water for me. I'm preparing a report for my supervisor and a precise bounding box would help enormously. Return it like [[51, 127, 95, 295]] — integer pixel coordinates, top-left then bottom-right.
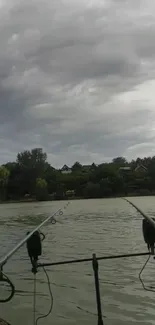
[[0, 197, 155, 325]]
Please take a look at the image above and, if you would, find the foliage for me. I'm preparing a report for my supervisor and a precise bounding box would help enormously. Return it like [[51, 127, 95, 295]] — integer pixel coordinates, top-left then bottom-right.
[[0, 166, 10, 184], [72, 161, 82, 172], [112, 157, 127, 165], [1, 150, 155, 201], [16, 148, 47, 195], [0, 166, 10, 200], [36, 178, 48, 201]]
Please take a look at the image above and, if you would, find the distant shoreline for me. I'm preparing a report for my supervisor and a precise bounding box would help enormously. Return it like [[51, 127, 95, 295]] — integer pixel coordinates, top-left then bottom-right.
[[0, 192, 155, 204]]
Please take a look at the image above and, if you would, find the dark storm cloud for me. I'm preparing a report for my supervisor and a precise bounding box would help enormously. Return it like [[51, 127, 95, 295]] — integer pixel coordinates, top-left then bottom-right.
[[0, 0, 155, 166]]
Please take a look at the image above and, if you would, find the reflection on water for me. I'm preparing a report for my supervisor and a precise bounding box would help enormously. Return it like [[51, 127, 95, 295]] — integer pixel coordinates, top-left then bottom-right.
[[0, 197, 155, 324]]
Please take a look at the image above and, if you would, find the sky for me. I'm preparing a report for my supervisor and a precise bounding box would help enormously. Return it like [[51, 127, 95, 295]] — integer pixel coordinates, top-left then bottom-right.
[[0, 0, 155, 167]]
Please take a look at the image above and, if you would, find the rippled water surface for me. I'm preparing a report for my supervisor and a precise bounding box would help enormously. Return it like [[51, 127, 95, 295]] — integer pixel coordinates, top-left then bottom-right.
[[0, 197, 155, 325]]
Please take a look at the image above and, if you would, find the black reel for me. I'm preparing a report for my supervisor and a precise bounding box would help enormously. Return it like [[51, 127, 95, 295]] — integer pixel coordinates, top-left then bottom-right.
[[142, 218, 155, 254], [26, 231, 45, 273]]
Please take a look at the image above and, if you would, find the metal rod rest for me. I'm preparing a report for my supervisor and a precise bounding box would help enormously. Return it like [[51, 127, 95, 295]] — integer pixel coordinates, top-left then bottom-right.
[[37, 252, 150, 268]]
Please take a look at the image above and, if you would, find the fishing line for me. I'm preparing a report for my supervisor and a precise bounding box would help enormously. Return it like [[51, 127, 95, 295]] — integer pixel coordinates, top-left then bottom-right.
[[1, 197, 155, 325], [0, 201, 70, 325], [43, 201, 70, 243], [0, 207, 63, 268], [123, 198, 155, 229], [33, 274, 37, 325], [0, 217, 16, 306], [123, 198, 155, 292], [35, 267, 53, 325], [138, 254, 152, 291], [138, 252, 155, 293], [31, 201, 70, 324], [0, 201, 69, 266]]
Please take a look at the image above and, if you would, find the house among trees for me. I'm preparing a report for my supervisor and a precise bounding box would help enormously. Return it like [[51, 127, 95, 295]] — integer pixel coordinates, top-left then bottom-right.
[[119, 164, 147, 175], [1, 148, 154, 202], [82, 163, 98, 173], [60, 164, 72, 174], [134, 164, 147, 173], [119, 167, 131, 172], [82, 164, 93, 173], [65, 190, 75, 197]]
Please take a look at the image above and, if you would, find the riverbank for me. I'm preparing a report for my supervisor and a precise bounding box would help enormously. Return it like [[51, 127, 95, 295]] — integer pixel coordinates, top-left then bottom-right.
[[0, 191, 155, 204]]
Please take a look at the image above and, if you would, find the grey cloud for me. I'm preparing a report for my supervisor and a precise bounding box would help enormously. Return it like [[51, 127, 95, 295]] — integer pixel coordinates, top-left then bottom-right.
[[22, 105, 154, 165], [0, 0, 155, 166]]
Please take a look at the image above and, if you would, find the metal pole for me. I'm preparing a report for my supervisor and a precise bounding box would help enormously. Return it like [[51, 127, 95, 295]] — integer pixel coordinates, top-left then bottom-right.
[[92, 254, 104, 325]]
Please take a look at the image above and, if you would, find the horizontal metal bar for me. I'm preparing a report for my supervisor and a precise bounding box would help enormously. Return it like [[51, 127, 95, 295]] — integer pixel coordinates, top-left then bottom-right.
[[37, 252, 150, 268]]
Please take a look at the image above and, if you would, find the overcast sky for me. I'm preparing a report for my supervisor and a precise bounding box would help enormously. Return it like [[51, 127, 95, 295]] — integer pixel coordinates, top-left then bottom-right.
[[0, 0, 155, 167]]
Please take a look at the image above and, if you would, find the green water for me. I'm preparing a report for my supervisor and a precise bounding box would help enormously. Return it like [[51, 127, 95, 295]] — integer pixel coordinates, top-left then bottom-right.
[[0, 197, 155, 325]]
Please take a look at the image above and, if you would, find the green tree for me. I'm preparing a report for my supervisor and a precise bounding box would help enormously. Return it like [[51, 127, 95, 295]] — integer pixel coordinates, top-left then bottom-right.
[[44, 163, 57, 193], [17, 148, 47, 173], [100, 178, 112, 197], [17, 148, 47, 194], [112, 157, 127, 165], [83, 182, 101, 198], [91, 163, 97, 170], [36, 178, 48, 201], [0, 166, 10, 200], [4, 162, 23, 199], [72, 161, 82, 172], [1, 147, 155, 201], [110, 174, 125, 195]]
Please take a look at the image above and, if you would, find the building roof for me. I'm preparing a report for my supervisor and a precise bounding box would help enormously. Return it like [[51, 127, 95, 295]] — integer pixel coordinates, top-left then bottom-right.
[[61, 164, 71, 171], [134, 164, 147, 172]]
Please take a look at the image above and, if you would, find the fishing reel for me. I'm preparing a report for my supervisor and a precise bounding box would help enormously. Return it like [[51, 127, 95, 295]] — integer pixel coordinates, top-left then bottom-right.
[[142, 218, 155, 254], [26, 231, 45, 273]]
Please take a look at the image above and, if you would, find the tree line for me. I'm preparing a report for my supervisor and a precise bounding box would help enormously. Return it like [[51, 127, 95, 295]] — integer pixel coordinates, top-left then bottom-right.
[[0, 148, 155, 202]]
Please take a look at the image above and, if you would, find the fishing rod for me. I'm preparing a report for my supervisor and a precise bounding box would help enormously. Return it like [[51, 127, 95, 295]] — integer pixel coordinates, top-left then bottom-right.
[[0, 202, 70, 306], [1, 198, 155, 325], [25, 198, 155, 325], [123, 198, 155, 230], [0, 207, 60, 268], [1, 198, 153, 270], [123, 198, 155, 254]]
